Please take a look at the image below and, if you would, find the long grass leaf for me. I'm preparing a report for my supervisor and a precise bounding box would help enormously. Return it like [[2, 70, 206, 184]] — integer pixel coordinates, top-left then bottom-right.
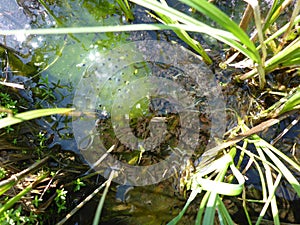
[[253, 135, 300, 197], [203, 191, 217, 225], [244, 0, 266, 88], [195, 191, 211, 225], [153, 1, 212, 64], [240, 36, 300, 79], [0, 108, 74, 129], [277, 0, 300, 50], [275, 88, 300, 116], [116, 0, 134, 20], [237, 145, 268, 201], [93, 171, 115, 225], [0, 182, 15, 196], [263, 0, 289, 32], [259, 15, 300, 49], [254, 145, 280, 225], [129, 0, 258, 61], [0, 21, 258, 62], [179, 0, 258, 57], [263, 138, 300, 173], [0, 172, 48, 214], [203, 162, 231, 225], [255, 173, 282, 225], [0, 157, 49, 194], [167, 189, 199, 225], [265, 37, 300, 68], [191, 175, 244, 196], [216, 196, 235, 225], [0, 24, 228, 37], [56, 180, 108, 225]]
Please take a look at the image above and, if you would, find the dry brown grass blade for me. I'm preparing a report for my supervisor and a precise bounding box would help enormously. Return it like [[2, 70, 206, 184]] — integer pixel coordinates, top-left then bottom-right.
[[239, 4, 253, 32], [0, 156, 49, 189], [198, 110, 297, 169]]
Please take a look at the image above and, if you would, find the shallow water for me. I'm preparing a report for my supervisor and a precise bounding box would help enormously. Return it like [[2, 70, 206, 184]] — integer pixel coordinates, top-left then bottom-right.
[[0, 0, 299, 224]]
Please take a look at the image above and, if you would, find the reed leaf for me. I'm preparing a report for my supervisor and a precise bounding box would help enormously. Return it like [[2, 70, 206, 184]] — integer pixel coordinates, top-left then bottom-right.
[[153, 0, 212, 64], [262, 0, 290, 32], [167, 189, 199, 225], [195, 191, 211, 225], [216, 196, 235, 225], [116, 0, 134, 21], [239, 36, 300, 79], [0, 108, 74, 129], [129, 0, 259, 62], [252, 135, 300, 197], [180, 0, 259, 59], [0, 172, 48, 214]]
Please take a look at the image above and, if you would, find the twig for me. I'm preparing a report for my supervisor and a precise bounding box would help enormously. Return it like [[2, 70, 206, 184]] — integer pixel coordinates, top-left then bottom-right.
[[0, 81, 24, 89], [56, 178, 110, 225], [0, 156, 49, 188]]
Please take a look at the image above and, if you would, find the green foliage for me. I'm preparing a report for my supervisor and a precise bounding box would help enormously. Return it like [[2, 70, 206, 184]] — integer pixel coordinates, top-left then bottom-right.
[[180, 0, 258, 56], [129, 0, 260, 63], [0, 92, 18, 118], [0, 172, 48, 214], [0, 168, 7, 180], [37, 75, 56, 101], [54, 188, 67, 213], [1, 0, 296, 89], [256, 87, 300, 119], [152, 0, 213, 65], [276, 87, 300, 115], [168, 149, 243, 225], [73, 178, 86, 192], [0, 171, 48, 225], [0, 0, 299, 224], [37, 131, 47, 149], [0, 108, 74, 129], [116, 0, 134, 21], [0, 206, 37, 225], [32, 195, 41, 208], [0, 92, 17, 134]]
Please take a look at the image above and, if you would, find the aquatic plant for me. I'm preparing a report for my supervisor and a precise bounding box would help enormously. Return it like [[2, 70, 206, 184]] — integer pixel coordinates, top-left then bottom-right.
[[0, 0, 299, 224]]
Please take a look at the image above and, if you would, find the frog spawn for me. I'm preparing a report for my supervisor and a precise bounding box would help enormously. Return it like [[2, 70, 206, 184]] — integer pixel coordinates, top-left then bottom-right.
[[72, 40, 226, 186]]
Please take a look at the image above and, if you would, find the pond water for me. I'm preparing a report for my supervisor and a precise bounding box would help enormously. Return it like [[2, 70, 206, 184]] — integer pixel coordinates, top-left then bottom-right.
[[0, 0, 299, 224]]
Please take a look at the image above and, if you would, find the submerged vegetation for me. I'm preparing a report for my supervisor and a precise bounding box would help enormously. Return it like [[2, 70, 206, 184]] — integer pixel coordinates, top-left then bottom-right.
[[0, 0, 299, 224]]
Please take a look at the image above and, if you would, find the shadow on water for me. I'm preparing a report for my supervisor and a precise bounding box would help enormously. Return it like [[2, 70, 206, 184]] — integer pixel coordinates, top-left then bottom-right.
[[0, 0, 299, 224]]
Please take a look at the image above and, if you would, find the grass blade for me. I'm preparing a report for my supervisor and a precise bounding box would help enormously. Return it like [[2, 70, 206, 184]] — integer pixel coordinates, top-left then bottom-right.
[[116, 0, 134, 21], [253, 135, 300, 197], [203, 163, 229, 225], [0, 157, 49, 195], [56, 180, 107, 225], [153, 0, 212, 64], [179, 0, 259, 58], [239, 36, 300, 79], [92, 170, 115, 225], [167, 189, 199, 225], [0, 108, 74, 129], [0, 172, 48, 214], [277, 0, 300, 50], [203, 191, 217, 225], [129, 0, 259, 62], [263, 0, 291, 32], [195, 191, 211, 225], [265, 37, 300, 69], [254, 172, 282, 225], [216, 196, 235, 225], [254, 145, 280, 225]]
